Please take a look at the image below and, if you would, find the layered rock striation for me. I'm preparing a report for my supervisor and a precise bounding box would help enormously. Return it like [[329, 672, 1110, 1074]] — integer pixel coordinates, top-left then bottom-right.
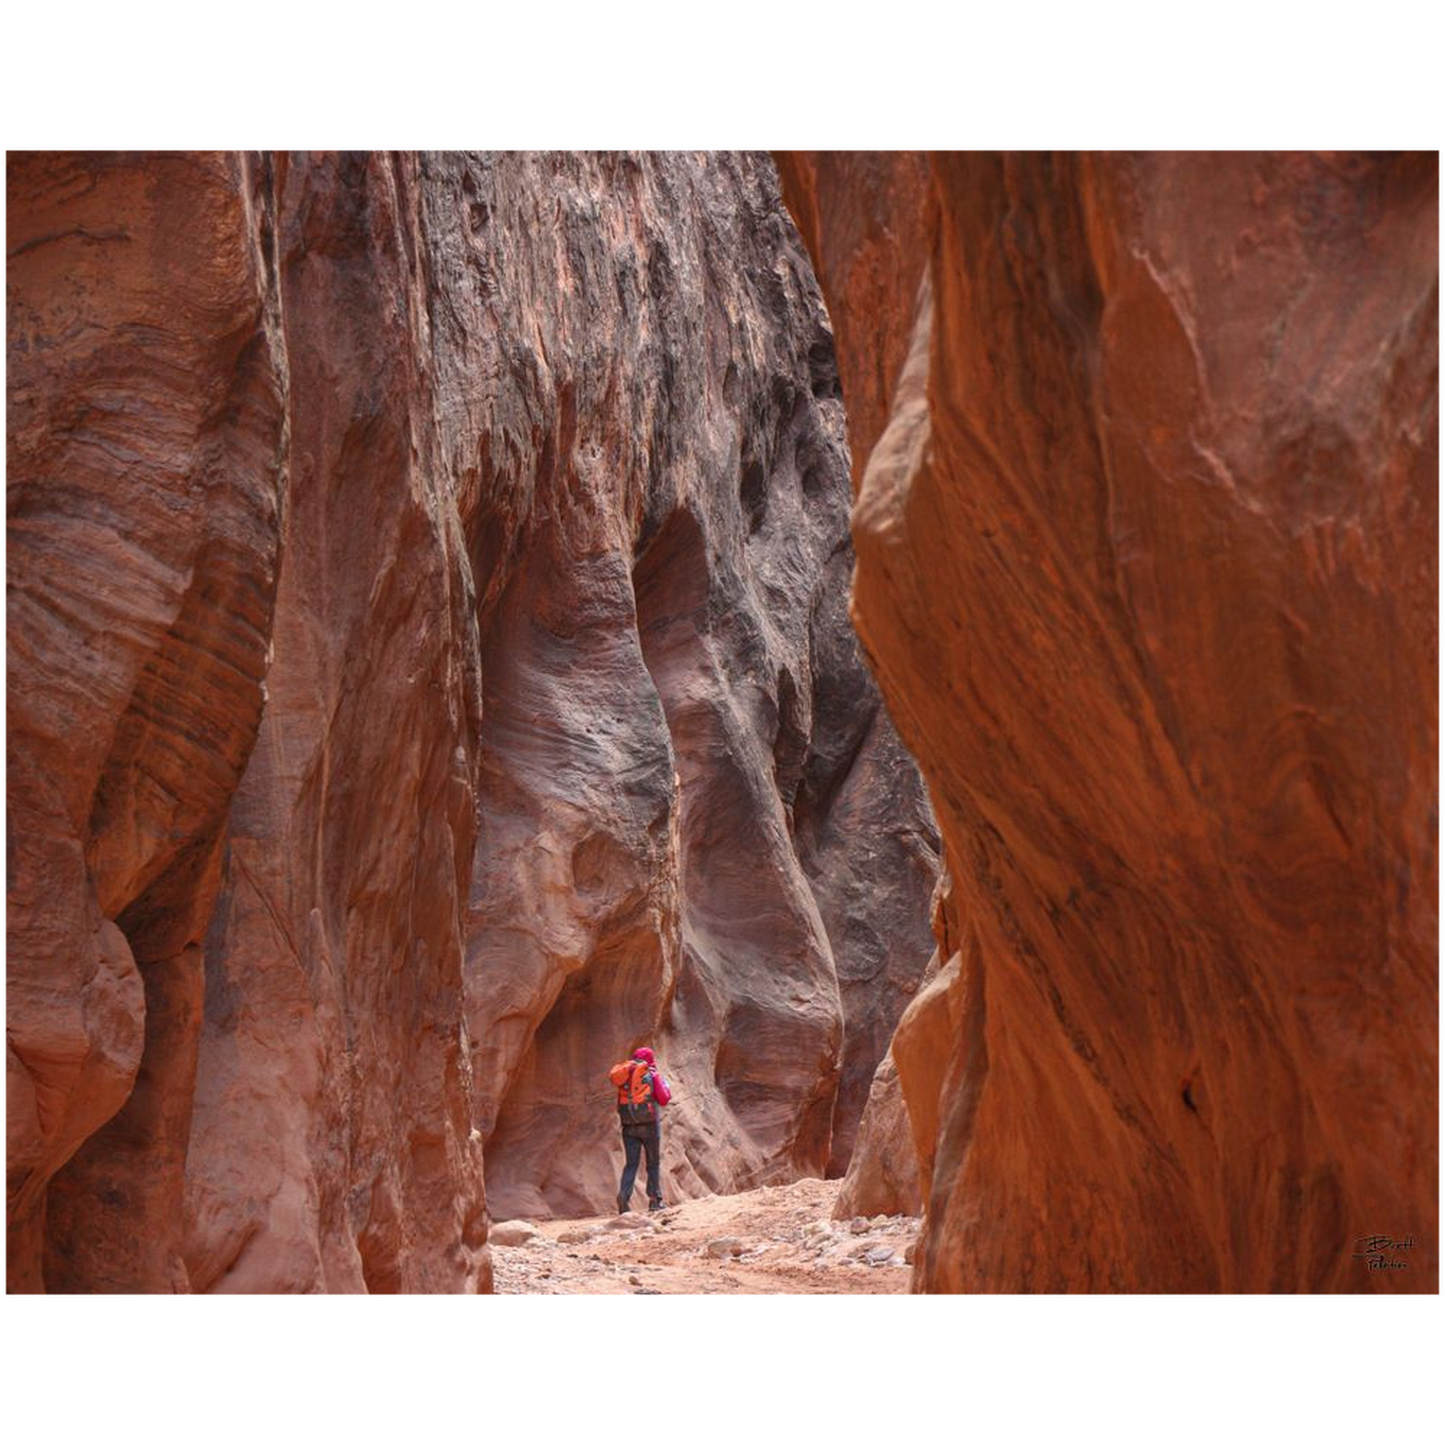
[[435, 153, 938, 1218], [8, 153, 289, 1291], [7, 151, 937, 1291], [779, 151, 1438, 1291]]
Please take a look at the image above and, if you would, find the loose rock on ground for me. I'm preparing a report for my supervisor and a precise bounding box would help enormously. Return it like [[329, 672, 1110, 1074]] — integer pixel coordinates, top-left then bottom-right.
[[489, 1178, 919, 1295]]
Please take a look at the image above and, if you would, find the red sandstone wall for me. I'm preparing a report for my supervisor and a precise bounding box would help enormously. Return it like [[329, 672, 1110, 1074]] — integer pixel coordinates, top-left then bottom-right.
[[7, 151, 937, 1291], [779, 151, 1438, 1291], [8, 153, 289, 1291]]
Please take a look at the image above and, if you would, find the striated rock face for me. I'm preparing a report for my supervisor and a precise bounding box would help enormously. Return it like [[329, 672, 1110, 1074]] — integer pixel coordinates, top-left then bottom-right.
[[448, 153, 938, 1217], [8, 153, 288, 1292], [778, 151, 1439, 1291], [178, 154, 491, 1293], [7, 151, 937, 1290]]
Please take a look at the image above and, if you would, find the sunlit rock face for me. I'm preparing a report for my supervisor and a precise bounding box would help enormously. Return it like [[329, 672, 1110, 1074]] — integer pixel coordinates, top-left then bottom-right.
[[779, 150, 1438, 1292], [7, 151, 937, 1289]]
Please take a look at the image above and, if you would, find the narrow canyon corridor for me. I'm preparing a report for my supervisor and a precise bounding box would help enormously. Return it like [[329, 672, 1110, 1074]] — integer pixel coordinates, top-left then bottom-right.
[[6, 149, 1437, 1295]]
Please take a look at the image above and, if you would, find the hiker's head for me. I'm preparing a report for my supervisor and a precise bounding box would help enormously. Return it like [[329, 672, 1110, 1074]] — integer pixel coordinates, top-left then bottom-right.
[[632, 1046, 655, 1065]]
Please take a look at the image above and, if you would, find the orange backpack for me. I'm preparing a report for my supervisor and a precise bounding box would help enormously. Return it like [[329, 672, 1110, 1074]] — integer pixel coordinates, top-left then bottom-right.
[[609, 1060, 656, 1124]]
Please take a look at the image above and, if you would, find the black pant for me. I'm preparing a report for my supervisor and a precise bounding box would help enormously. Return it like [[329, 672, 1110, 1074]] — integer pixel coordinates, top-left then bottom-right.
[[618, 1122, 662, 1207]]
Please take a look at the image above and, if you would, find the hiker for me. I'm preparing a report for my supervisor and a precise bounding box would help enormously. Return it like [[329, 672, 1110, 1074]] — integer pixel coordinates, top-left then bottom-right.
[[608, 1045, 671, 1213]]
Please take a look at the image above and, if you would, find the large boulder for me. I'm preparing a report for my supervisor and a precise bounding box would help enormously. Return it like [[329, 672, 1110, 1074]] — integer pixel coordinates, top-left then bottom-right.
[[832, 1048, 923, 1220]]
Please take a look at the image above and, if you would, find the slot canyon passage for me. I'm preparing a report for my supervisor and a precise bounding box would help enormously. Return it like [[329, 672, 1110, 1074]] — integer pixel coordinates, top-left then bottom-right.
[[5, 151, 1437, 1294]]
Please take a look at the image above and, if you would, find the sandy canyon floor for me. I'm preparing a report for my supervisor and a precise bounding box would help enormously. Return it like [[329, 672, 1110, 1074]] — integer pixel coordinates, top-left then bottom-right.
[[489, 1178, 919, 1294]]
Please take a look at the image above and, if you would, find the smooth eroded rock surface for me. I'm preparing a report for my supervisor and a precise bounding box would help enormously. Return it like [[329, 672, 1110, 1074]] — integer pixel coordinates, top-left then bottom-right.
[[179, 153, 490, 1294], [779, 151, 1438, 1291], [832, 1048, 922, 1219], [8, 152, 288, 1291], [451, 154, 937, 1218], [7, 151, 937, 1289]]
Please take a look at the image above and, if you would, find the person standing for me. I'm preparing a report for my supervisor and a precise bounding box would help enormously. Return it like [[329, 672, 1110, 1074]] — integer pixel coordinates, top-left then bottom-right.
[[608, 1046, 671, 1213]]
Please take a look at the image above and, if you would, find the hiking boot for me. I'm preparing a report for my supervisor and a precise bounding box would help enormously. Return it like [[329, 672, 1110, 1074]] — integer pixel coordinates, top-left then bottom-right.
[[616, 1198, 630, 1215], [648, 1200, 665, 1213]]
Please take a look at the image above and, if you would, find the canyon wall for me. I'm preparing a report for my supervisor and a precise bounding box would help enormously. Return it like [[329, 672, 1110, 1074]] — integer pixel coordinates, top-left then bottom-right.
[[779, 151, 1438, 1290], [447, 153, 938, 1219], [6, 151, 937, 1291], [9, 153, 290, 1291]]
